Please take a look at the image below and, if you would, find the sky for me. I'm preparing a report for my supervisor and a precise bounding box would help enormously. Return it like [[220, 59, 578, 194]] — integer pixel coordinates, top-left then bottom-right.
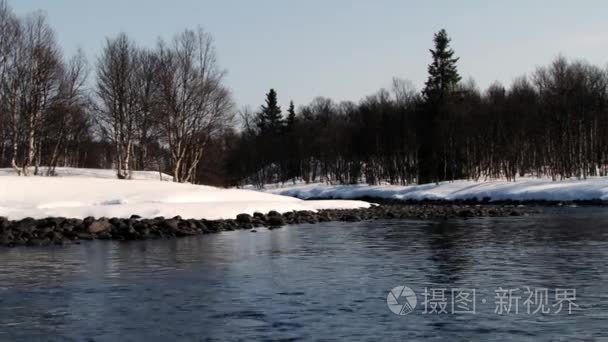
[[10, 0, 608, 110]]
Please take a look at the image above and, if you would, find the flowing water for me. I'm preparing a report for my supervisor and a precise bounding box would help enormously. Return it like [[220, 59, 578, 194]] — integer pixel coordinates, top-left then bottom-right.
[[0, 207, 607, 341]]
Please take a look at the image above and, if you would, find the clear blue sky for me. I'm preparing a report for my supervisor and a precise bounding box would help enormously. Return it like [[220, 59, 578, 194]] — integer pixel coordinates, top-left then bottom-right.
[[10, 0, 608, 110]]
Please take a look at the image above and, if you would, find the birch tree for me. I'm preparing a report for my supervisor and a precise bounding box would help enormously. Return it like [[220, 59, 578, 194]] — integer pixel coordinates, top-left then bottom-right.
[[156, 28, 233, 182], [96, 33, 138, 179], [3, 12, 62, 176]]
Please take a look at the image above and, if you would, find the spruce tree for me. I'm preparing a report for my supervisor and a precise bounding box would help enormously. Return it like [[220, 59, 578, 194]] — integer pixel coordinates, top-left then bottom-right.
[[418, 29, 461, 184], [422, 29, 461, 102], [257, 89, 283, 135], [286, 101, 296, 128], [284, 101, 299, 181], [255, 89, 284, 182]]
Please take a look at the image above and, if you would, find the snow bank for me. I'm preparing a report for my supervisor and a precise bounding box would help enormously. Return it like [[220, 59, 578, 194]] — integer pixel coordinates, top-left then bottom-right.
[[0, 167, 173, 181], [266, 177, 608, 202], [0, 173, 369, 220]]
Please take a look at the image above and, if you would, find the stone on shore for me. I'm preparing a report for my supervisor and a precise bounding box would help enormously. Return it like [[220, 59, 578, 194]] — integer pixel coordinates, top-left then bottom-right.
[[88, 219, 112, 234], [0, 203, 539, 248]]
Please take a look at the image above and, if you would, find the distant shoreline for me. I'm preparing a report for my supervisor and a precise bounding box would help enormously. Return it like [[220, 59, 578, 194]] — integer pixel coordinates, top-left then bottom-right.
[[317, 196, 608, 207], [0, 203, 539, 248]]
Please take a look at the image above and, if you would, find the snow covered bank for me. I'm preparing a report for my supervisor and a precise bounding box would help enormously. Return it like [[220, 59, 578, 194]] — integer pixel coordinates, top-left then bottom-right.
[[266, 177, 608, 202], [0, 167, 173, 181], [0, 174, 369, 220]]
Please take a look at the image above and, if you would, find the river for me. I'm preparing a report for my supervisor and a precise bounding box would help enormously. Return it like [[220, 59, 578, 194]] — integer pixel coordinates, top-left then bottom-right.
[[0, 207, 606, 341]]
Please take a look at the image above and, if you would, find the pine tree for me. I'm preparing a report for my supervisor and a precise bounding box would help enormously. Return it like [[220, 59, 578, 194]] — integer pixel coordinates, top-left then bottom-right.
[[422, 29, 461, 102], [284, 101, 299, 182], [257, 89, 283, 135], [286, 100, 296, 128], [418, 29, 461, 184], [254, 89, 284, 183]]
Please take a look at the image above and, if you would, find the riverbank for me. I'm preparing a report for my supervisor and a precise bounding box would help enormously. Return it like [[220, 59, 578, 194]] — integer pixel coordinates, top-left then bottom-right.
[[0, 203, 538, 247], [0, 173, 369, 220], [265, 176, 608, 203]]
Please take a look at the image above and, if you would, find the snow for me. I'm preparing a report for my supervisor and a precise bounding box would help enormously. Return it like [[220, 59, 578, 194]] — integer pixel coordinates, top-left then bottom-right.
[[266, 177, 608, 202], [0, 169, 370, 220], [0, 167, 173, 181]]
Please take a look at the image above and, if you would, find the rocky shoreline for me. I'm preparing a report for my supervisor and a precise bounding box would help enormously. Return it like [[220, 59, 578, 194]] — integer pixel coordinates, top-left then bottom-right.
[[0, 204, 538, 247]]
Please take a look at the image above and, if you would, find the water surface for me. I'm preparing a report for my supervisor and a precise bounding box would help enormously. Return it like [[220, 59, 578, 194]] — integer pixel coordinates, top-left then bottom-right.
[[0, 207, 606, 341]]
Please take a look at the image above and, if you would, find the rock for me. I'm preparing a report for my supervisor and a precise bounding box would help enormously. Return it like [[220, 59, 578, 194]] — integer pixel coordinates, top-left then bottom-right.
[[253, 212, 266, 220], [240, 223, 254, 230], [109, 217, 122, 226], [236, 213, 252, 224], [252, 218, 265, 226], [318, 212, 333, 222], [0, 201, 540, 248], [250, 229, 257, 233], [36, 226, 55, 237], [341, 214, 361, 222], [113, 222, 138, 239], [163, 219, 180, 231], [174, 229, 197, 237], [223, 220, 237, 230], [88, 219, 112, 234], [457, 209, 474, 218], [72, 223, 87, 233], [283, 212, 295, 222], [83, 216, 95, 227], [62, 230, 78, 239], [0, 217, 8, 230], [267, 215, 285, 227], [15, 218, 37, 233], [50, 232, 63, 242], [1, 231, 13, 246]]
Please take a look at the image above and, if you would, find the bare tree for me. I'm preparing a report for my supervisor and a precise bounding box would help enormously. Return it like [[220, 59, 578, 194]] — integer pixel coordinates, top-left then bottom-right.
[[0, 11, 63, 176], [132, 48, 160, 171], [45, 49, 89, 175], [20, 13, 62, 175], [0, 1, 22, 173], [391, 77, 417, 106], [95, 33, 139, 179], [156, 28, 233, 183], [0, 1, 15, 162]]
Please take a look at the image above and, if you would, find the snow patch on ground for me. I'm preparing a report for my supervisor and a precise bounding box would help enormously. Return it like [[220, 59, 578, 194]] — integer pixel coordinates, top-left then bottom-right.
[[266, 177, 608, 202], [0, 167, 173, 181], [0, 171, 369, 220]]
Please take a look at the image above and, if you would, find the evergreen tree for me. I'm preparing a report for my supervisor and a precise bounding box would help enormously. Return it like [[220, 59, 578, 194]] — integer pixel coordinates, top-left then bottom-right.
[[257, 89, 283, 135], [419, 29, 461, 183], [283, 100, 299, 181], [286, 100, 297, 128], [422, 29, 461, 102]]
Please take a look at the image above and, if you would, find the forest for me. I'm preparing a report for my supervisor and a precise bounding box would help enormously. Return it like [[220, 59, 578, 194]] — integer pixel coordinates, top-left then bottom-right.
[[2, 0, 608, 187]]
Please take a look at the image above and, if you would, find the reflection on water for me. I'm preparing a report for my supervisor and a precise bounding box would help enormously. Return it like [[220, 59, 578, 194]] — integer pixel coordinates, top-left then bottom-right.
[[0, 207, 607, 341]]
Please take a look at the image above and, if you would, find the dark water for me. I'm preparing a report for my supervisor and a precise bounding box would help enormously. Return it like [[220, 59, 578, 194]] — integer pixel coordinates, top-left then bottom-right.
[[0, 208, 607, 341]]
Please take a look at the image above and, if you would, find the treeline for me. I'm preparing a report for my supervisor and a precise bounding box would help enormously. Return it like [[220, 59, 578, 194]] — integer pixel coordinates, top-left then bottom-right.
[[228, 30, 608, 187], [0, 1, 233, 183]]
